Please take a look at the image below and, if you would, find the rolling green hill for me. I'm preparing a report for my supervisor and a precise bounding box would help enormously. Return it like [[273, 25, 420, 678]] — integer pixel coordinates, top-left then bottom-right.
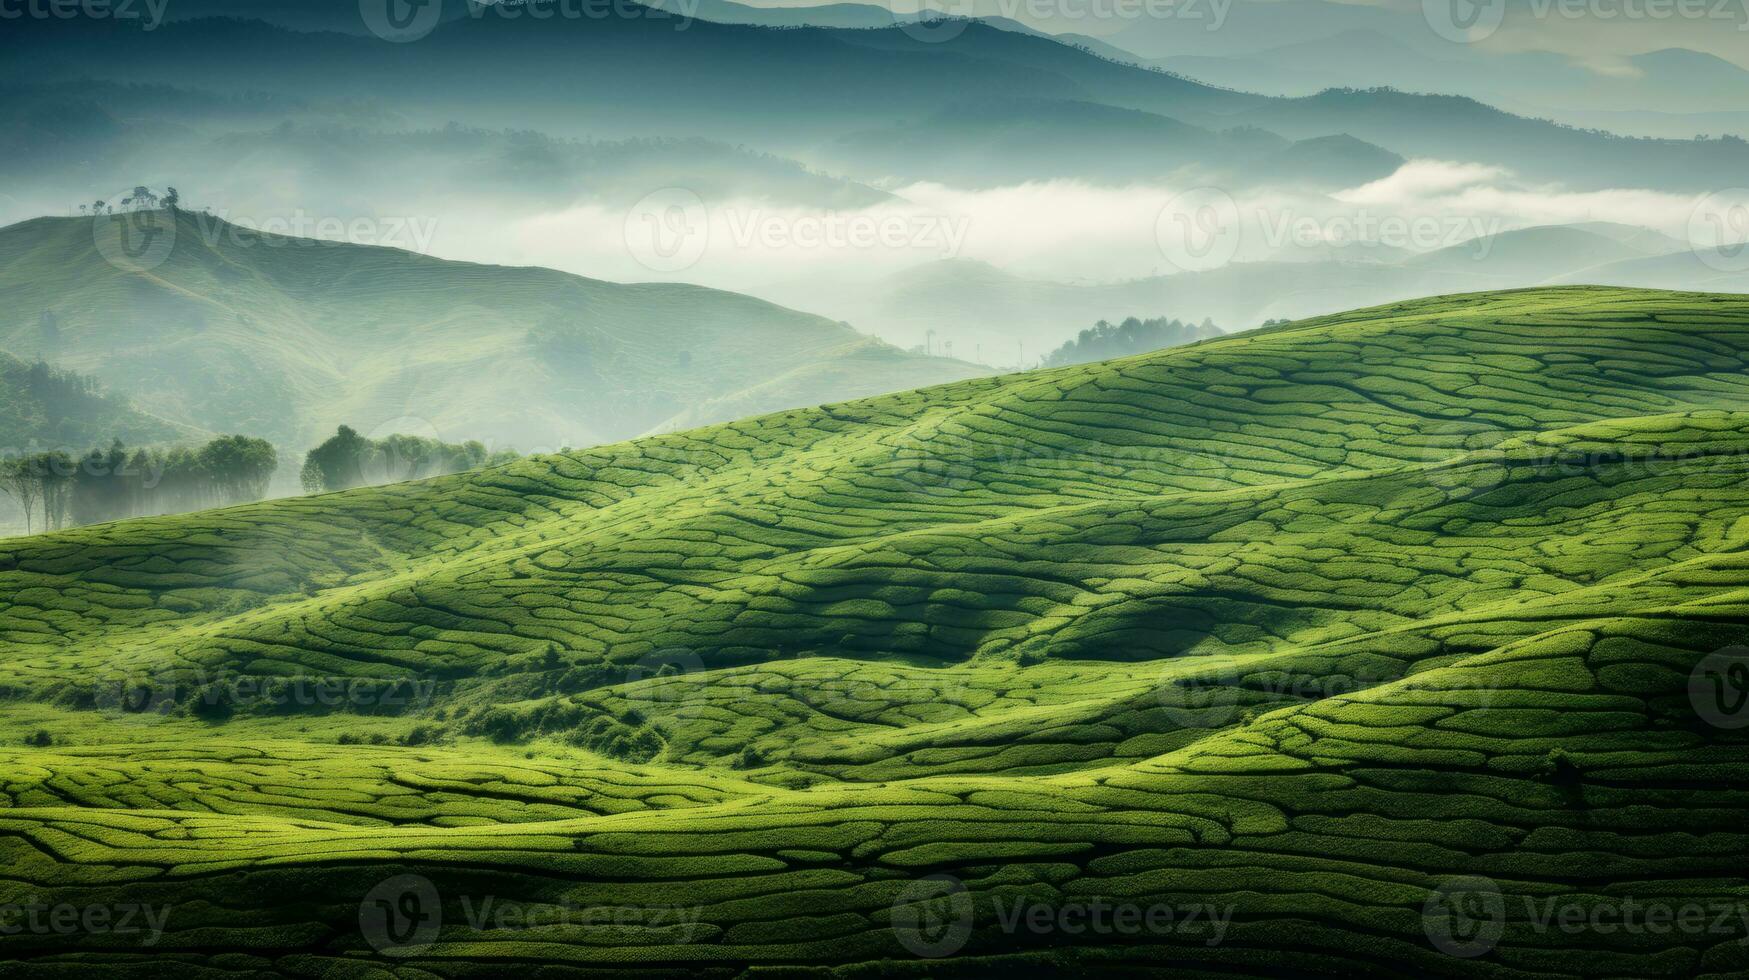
[[2, 287, 1749, 975], [0, 210, 983, 450]]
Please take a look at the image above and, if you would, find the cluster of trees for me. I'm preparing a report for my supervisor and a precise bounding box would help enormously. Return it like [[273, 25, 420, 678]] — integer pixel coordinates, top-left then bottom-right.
[[2, 417, 528, 535], [78, 185, 181, 216], [1044, 316, 1223, 368], [4, 358, 108, 424], [300, 426, 520, 493], [0, 435, 277, 533], [2, 422, 524, 535], [2, 353, 184, 460]]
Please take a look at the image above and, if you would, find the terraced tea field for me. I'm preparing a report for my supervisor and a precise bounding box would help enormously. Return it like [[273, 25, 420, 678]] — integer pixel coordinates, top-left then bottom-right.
[[3, 287, 1749, 976]]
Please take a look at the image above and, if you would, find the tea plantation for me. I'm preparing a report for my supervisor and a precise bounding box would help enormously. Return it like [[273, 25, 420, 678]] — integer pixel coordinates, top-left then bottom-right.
[[2, 287, 1748, 976]]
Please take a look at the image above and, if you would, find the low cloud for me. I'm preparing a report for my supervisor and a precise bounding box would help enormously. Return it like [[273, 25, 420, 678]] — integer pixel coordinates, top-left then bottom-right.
[[1336, 161, 1511, 205], [457, 163, 1725, 296]]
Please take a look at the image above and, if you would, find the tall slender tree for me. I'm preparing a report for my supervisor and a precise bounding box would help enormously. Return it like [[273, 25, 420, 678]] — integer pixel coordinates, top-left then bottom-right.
[[0, 461, 38, 535]]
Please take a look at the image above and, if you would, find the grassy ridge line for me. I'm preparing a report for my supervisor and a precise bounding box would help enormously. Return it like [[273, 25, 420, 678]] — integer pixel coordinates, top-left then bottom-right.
[[4, 286, 1747, 721], [5, 288, 1749, 741], [28, 421, 1739, 796], [4, 288, 1746, 640], [5, 414, 1746, 705]]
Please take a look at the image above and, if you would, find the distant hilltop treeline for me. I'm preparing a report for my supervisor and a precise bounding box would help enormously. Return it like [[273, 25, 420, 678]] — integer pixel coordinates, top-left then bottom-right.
[[0, 435, 276, 536], [74, 185, 182, 216], [298, 426, 522, 494], [0, 424, 523, 537], [1043, 316, 1224, 368]]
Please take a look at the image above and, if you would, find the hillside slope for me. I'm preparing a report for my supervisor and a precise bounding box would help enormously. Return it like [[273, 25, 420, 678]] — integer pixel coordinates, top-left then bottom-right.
[[0, 211, 983, 448], [2, 288, 1749, 975], [0, 350, 191, 451]]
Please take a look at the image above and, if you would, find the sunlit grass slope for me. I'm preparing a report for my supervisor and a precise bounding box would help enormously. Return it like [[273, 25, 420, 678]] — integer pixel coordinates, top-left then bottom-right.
[[2, 287, 1748, 976]]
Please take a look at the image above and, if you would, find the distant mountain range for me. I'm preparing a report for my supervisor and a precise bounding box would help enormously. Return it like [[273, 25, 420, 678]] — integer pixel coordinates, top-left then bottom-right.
[[747, 0, 1749, 136], [817, 99, 1404, 189], [0, 81, 889, 225], [1159, 35, 1749, 138], [0, 211, 982, 450], [6, 0, 1743, 390], [668, 0, 1749, 140], [759, 223, 1726, 355], [4, 7, 1745, 194]]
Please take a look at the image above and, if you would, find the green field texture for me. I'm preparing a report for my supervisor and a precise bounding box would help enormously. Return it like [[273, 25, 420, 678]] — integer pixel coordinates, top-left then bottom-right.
[[2, 286, 1748, 976], [0, 211, 983, 450]]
